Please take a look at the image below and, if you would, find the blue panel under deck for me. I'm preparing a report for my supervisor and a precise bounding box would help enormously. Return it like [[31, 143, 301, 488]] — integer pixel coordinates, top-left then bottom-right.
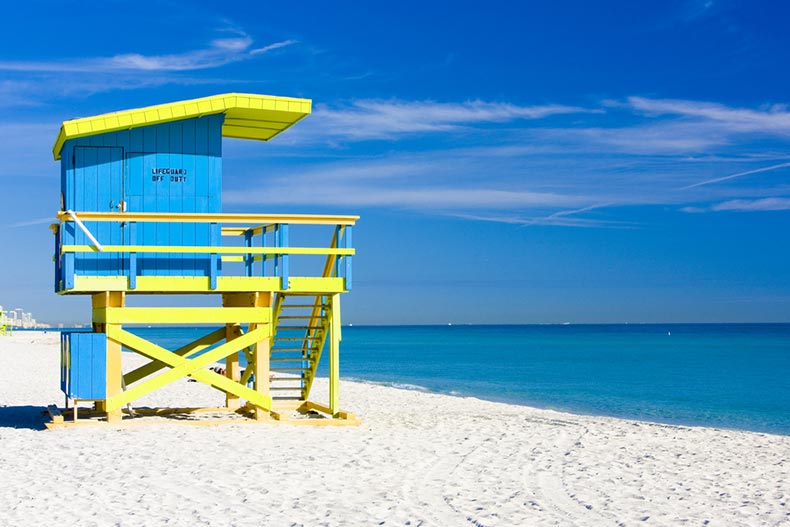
[[61, 332, 106, 400]]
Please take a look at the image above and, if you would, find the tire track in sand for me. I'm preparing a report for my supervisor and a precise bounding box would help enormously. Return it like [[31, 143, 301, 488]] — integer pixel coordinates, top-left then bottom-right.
[[399, 431, 489, 527], [522, 417, 615, 526]]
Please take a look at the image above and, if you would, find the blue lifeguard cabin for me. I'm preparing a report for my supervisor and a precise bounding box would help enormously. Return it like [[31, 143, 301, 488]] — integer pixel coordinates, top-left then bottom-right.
[[50, 94, 357, 426]]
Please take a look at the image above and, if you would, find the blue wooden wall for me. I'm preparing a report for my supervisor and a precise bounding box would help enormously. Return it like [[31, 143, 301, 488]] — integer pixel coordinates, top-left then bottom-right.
[[61, 332, 106, 400], [58, 115, 223, 284]]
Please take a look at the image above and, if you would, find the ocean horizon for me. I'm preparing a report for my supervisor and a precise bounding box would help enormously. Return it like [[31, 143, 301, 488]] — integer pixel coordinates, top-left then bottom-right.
[[44, 322, 790, 436]]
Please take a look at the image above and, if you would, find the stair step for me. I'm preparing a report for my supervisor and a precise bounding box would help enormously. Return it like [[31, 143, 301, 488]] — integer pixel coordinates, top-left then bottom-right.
[[273, 396, 303, 401], [270, 357, 308, 362], [270, 387, 304, 391], [282, 304, 329, 309], [276, 326, 323, 331], [274, 337, 317, 342], [271, 377, 305, 382], [271, 367, 310, 372], [271, 347, 312, 352], [277, 316, 318, 320]]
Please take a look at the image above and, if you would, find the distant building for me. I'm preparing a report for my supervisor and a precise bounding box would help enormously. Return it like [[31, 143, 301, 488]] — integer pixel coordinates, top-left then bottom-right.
[[0, 304, 51, 329]]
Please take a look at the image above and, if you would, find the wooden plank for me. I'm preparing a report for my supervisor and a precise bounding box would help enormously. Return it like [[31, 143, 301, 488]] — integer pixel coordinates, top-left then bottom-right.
[[68, 276, 347, 295], [224, 321, 241, 410], [329, 294, 341, 416], [124, 327, 226, 385], [57, 211, 358, 225], [62, 245, 355, 256], [47, 404, 64, 424], [94, 307, 270, 324], [105, 326, 272, 412]]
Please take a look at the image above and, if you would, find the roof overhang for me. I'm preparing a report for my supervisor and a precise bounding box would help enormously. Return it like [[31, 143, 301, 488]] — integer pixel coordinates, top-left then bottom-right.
[[52, 93, 312, 160]]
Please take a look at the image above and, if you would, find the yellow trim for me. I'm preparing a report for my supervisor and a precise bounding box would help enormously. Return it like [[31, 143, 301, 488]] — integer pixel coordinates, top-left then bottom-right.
[[105, 326, 272, 412], [56, 211, 358, 225], [93, 307, 270, 324], [62, 244, 354, 256], [53, 93, 312, 160], [329, 294, 341, 415], [124, 327, 226, 385], [67, 275, 346, 294]]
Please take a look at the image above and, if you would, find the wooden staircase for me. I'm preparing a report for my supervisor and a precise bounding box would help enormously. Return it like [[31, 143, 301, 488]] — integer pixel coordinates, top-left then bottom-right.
[[268, 292, 332, 402]]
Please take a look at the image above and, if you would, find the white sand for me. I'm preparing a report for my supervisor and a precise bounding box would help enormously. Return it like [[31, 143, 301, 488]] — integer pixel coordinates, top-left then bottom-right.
[[0, 332, 787, 526]]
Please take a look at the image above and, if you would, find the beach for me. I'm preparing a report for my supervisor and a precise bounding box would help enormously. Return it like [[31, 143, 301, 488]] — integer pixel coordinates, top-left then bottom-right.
[[0, 332, 787, 526]]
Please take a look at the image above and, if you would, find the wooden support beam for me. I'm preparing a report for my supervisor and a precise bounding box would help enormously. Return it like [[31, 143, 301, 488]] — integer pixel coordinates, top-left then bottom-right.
[[105, 326, 272, 412], [250, 293, 273, 420], [93, 307, 270, 325], [329, 294, 341, 416], [47, 404, 64, 424], [124, 327, 226, 385], [224, 323, 241, 410], [92, 291, 124, 423], [222, 293, 271, 410]]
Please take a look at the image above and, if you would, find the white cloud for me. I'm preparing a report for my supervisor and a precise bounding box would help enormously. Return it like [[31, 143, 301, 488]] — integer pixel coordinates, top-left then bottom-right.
[[0, 33, 297, 103], [712, 198, 790, 212], [562, 121, 729, 154], [225, 184, 584, 209], [313, 99, 595, 139], [449, 212, 634, 229], [250, 40, 298, 55], [623, 96, 790, 135], [681, 162, 790, 189], [0, 35, 295, 73], [8, 217, 56, 228], [682, 197, 790, 213]]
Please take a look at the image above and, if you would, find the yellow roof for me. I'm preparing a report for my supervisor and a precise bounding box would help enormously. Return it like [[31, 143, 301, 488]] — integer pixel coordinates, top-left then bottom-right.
[[52, 93, 312, 160]]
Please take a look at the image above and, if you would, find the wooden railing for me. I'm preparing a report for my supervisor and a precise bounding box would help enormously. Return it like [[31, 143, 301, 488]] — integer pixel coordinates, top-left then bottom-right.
[[54, 211, 357, 292]]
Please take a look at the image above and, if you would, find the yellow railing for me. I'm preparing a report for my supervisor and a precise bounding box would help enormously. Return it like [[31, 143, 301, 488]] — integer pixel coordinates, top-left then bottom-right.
[[55, 211, 358, 225], [54, 211, 356, 292]]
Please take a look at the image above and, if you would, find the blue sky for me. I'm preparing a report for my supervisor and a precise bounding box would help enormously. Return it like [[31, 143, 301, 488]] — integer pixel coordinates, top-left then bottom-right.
[[1, 0, 790, 324]]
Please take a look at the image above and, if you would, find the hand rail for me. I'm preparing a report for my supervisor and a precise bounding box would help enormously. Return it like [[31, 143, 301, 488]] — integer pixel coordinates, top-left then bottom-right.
[[65, 210, 104, 252], [56, 211, 358, 225], [60, 245, 354, 256], [53, 211, 355, 292]]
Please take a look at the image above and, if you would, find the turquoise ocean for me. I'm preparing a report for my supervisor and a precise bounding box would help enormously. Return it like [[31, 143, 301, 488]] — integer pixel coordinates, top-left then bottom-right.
[[121, 324, 790, 435]]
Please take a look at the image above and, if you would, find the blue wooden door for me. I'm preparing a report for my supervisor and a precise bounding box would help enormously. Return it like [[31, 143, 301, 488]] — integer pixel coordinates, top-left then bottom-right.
[[72, 146, 125, 276]]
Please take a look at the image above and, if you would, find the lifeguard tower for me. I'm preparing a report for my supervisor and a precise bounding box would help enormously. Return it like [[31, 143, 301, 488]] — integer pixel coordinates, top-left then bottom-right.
[[48, 93, 357, 426]]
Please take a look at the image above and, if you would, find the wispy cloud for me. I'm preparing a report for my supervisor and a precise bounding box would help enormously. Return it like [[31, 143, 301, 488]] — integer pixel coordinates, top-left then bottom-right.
[[680, 162, 790, 189], [223, 92, 790, 227], [622, 96, 790, 135], [712, 198, 790, 212], [225, 184, 585, 210], [449, 211, 635, 229], [0, 35, 296, 73], [312, 99, 595, 139], [7, 82, 790, 228], [8, 217, 56, 228], [517, 203, 631, 228], [250, 40, 298, 55]]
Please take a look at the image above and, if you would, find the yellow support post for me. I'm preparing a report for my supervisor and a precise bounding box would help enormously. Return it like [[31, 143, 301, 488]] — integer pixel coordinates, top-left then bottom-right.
[[224, 327, 241, 409], [92, 292, 125, 423], [251, 292, 273, 420], [329, 294, 341, 417], [225, 326, 241, 409], [223, 294, 251, 409]]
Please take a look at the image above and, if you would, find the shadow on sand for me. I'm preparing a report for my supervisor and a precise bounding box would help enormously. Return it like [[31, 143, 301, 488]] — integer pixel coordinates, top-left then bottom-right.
[[0, 405, 49, 430]]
